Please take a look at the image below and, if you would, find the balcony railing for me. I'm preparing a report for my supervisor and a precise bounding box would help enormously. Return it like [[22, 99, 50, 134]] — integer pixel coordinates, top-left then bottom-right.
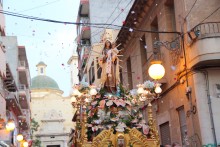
[[189, 22, 220, 68], [192, 22, 220, 38], [18, 84, 30, 109], [18, 61, 30, 87]]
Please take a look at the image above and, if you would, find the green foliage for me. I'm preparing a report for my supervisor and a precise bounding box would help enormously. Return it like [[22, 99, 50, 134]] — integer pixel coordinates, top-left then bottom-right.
[[30, 118, 41, 147], [31, 118, 40, 133], [32, 139, 41, 147]]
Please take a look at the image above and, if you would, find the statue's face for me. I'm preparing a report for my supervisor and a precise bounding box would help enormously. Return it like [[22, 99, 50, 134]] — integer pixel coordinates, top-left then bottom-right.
[[105, 41, 111, 48]]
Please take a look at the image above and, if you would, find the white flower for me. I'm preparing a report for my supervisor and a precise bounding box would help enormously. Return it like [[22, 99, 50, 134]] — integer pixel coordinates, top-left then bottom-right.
[[92, 126, 99, 132], [115, 122, 126, 132], [139, 113, 143, 118], [140, 119, 146, 124], [80, 81, 89, 87], [130, 89, 138, 96], [131, 118, 138, 123], [116, 126, 124, 132], [87, 124, 92, 127], [125, 100, 131, 106], [106, 100, 113, 106], [93, 119, 101, 124], [118, 122, 127, 128], [107, 125, 113, 129], [143, 80, 155, 89], [110, 117, 119, 122]]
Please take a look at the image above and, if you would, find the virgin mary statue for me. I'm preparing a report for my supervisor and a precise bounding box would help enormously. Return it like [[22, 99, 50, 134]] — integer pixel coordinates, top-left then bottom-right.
[[99, 39, 120, 93]]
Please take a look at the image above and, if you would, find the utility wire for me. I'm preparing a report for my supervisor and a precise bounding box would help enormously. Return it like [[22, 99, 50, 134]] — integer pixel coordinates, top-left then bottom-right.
[[184, 0, 198, 20], [0, 10, 181, 34], [91, 0, 134, 39], [16, 0, 61, 13], [90, 0, 123, 36], [199, 6, 220, 24]]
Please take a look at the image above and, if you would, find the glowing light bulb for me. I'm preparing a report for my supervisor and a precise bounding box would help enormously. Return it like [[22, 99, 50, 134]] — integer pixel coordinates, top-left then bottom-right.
[[23, 141, 28, 147], [16, 134, 23, 142], [6, 120, 15, 131], [148, 63, 165, 80]]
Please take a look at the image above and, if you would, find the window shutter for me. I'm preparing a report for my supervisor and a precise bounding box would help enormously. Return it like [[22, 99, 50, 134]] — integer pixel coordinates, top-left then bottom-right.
[[160, 122, 171, 145]]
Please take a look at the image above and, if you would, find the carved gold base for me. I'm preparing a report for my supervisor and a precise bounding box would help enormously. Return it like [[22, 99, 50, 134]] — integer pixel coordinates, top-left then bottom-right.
[[78, 128, 160, 147]]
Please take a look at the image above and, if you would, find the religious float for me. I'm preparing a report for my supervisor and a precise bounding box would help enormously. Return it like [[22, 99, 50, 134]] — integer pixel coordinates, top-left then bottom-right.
[[71, 39, 161, 147]]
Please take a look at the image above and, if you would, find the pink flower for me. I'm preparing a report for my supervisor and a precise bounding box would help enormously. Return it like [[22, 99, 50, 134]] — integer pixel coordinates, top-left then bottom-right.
[[91, 101, 97, 106], [96, 94, 101, 98], [118, 99, 126, 107], [113, 100, 120, 106], [106, 100, 113, 106], [142, 125, 149, 135]]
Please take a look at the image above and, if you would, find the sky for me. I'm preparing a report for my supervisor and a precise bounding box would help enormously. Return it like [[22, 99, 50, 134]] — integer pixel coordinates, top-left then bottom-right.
[[3, 0, 80, 96]]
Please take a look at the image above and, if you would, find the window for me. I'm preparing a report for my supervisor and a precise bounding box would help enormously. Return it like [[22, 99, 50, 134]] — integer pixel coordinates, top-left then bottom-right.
[[160, 122, 171, 145], [140, 35, 147, 65], [165, 0, 176, 32], [177, 106, 187, 145], [126, 57, 133, 90], [40, 67, 43, 74], [151, 17, 160, 60]]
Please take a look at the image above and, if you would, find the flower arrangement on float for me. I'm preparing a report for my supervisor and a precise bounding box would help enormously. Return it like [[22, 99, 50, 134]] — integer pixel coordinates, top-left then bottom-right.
[[72, 80, 162, 141]]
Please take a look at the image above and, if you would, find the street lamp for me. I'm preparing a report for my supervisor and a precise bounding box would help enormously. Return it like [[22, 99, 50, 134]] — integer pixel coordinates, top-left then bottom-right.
[[71, 85, 96, 146], [5, 120, 15, 131], [16, 134, 24, 142], [23, 141, 29, 147], [148, 61, 165, 80], [135, 81, 160, 143]]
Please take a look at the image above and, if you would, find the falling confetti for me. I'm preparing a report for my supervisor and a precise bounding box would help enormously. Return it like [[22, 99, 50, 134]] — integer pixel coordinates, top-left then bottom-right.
[[121, 8, 124, 12], [129, 28, 133, 32], [131, 11, 135, 14], [171, 65, 176, 71]]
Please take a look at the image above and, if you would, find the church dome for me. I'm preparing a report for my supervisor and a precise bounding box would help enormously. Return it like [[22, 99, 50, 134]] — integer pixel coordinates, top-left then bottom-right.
[[31, 61, 61, 91], [31, 75, 60, 90]]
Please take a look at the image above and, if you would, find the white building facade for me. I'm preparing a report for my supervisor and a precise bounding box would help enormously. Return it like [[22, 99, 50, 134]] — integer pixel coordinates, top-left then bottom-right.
[[31, 62, 73, 147]]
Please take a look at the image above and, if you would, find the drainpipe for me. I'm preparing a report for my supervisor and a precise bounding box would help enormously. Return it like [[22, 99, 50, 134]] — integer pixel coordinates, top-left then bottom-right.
[[200, 70, 217, 146]]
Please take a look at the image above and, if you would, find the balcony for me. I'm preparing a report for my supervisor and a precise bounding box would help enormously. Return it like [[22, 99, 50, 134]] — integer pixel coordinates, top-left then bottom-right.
[[18, 84, 30, 109], [5, 92, 22, 117], [189, 22, 220, 69], [4, 64, 17, 92], [18, 60, 30, 87], [18, 109, 31, 130], [80, 18, 91, 40], [0, 40, 6, 78], [79, 0, 89, 16]]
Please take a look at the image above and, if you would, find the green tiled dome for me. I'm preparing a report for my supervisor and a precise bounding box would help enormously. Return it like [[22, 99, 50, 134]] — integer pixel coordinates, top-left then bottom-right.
[[31, 75, 60, 90]]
